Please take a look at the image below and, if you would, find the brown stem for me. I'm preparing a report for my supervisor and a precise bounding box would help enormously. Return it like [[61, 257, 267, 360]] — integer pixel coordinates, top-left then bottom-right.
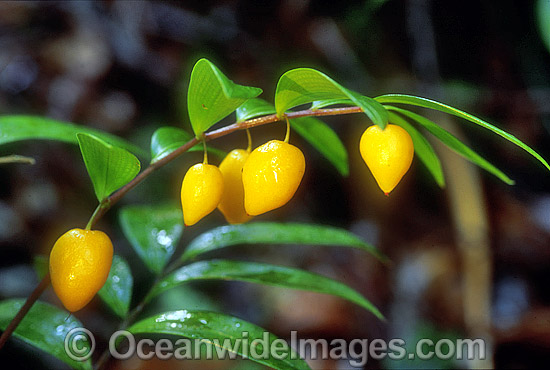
[[0, 273, 51, 349], [87, 105, 362, 229], [0, 104, 365, 350]]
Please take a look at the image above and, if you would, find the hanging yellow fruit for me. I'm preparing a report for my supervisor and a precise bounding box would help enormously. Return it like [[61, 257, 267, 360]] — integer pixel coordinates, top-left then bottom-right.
[[359, 124, 414, 194], [242, 140, 305, 215]]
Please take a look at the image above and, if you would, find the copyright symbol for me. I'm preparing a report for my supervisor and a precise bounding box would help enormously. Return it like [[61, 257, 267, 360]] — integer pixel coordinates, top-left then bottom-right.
[[64, 327, 95, 361]]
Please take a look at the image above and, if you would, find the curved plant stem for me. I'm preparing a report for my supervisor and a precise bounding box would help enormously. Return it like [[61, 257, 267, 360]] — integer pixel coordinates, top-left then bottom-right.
[[284, 117, 290, 143], [0, 273, 50, 349], [0, 104, 364, 350]]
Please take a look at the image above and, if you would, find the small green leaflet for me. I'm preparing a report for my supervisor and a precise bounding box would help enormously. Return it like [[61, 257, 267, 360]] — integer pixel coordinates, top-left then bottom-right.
[[388, 111, 445, 187], [0, 115, 145, 157], [188, 58, 262, 137], [0, 299, 93, 370], [146, 259, 384, 319], [387, 106, 514, 185], [181, 222, 388, 263], [290, 116, 349, 176], [275, 68, 388, 128], [98, 255, 133, 317], [119, 204, 184, 274], [127, 310, 311, 370], [77, 133, 141, 201], [376, 94, 550, 172], [150, 126, 226, 164], [236, 98, 277, 122]]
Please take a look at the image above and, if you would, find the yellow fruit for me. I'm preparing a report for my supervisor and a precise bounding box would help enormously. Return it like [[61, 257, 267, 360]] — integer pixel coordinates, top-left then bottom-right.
[[242, 140, 305, 216], [217, 149, 252, 224], [49, 228, 113, 312], [359, 124, 414, 194], [181, 163, 224, 226]]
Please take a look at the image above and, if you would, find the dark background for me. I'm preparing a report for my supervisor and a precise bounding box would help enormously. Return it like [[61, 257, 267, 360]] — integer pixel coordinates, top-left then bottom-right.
[[1, 0, 550, 369]]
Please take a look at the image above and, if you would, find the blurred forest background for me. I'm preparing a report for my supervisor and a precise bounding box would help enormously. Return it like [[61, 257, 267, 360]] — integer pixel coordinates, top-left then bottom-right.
[[1, 0, 550, 369]]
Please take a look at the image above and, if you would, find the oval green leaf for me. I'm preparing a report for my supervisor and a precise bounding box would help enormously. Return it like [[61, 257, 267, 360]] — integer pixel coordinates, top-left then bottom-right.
[[0, 115, 145, 156], [150, 126, 225, 164], [147, 259, 383, 319], [387, 106, 514, 184], [77, 133, 141, 201], [119, 204, 184, 274], [0, 299, 93, 370], [388, 112, 445, 187], [181, 222, 388, 264], [188, 59, 262, 137], [290, 116, 349, 176], [275, 68, 388, 128], [127, 310, 310, 370], [236, 98, 277, 123], [98, 255, 133, 318], [376, 94, 550, 172]]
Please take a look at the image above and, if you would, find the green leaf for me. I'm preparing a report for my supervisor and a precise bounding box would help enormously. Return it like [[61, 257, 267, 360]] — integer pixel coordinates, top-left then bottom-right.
[[388, 111, 445, 187], [147, 259, 384, 319], [77, 133, 141, 201], [150, 126, 226, 164], [311, 99, 354, 110], [387, 106, 514, 185], [181, 222, 388, 264], [290, 116, 349, 176], [376, 94, 550, 172], [127, 310, 310, 370], [0, 299, 93, 370], [275, 68, 388, 128], [0, 115, 145, 157], [119, 204, 184, 274], [188, 59, 262, 137], [98, 255, 133, 317], [236, 98, 277, 122], [32, 255, 49, 280], [536, 0, 550, 54]]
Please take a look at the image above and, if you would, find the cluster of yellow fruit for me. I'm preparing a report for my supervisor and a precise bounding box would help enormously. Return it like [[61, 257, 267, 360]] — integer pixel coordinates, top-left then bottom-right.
[[181, 139, 306, 226], [48, 123, 413, 313]]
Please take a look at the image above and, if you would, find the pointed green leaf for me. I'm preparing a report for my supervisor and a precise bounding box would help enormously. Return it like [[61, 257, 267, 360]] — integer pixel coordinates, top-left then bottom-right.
[[387, 106, 514, 184], [32, 255, 49, 280], [311, 99, 354, 110], [181, 222, 388, 263], [98, 255, 133, 317], [388, 112, 445, 187], [275, 68, 388, 128], [0, 115, 145, 156], [188, 59, 262, 136], [127, 310, 310, 370], [376, 94, 550, 172], [290, 116, 349, 176], [147, 259, 383, 319], [119, 204, 184, 274], [150, 127, 226, 164], [77, 133, 141, 201], [236, 98, 277, 122], [0, 299, 93, 370]]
